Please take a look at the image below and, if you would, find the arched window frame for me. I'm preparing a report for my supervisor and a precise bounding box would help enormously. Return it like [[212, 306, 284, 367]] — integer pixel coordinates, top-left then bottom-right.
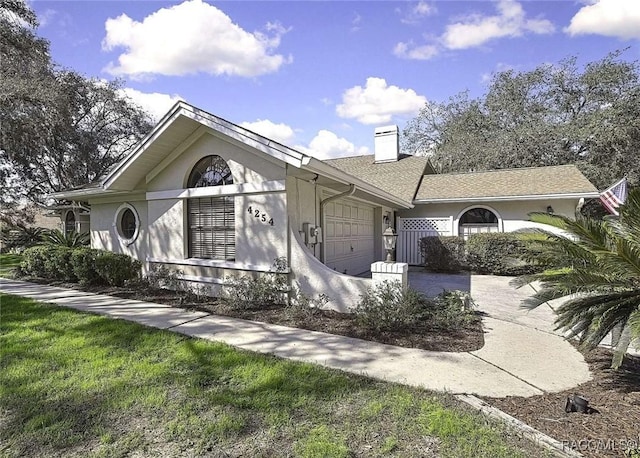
[[187, 155, 235, 261], [64, 210, 76, 235], [455, 205, 503, 238]]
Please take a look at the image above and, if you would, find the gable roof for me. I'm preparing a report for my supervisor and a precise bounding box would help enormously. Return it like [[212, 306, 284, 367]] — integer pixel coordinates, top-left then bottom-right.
[[50, 102, 413, 209], [324, 154, 431, 205], [414, 165, 599, 202]]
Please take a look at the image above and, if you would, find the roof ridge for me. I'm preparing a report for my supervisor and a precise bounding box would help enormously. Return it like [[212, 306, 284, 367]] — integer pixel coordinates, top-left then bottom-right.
[[432, 164, 577, 177]]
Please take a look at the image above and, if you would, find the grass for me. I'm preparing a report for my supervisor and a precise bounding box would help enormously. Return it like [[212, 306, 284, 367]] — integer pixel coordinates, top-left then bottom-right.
[[0, 253, 21, 277], [0, 293, 539, 457]]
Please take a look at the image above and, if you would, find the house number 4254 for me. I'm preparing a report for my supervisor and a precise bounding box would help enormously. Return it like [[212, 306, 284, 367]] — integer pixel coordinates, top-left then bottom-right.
[[247, 206, 274, 226]]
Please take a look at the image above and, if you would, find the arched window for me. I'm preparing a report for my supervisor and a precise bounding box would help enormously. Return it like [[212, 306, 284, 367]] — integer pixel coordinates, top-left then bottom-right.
[[65, 211, 76, 235], [458, 207, 499, 238], [187, 156, 235, 260]]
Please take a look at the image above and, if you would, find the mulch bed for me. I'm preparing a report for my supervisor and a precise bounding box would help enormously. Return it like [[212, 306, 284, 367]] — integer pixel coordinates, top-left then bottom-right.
[[482, 346, 640, 457], [70, 282, 485, 353]]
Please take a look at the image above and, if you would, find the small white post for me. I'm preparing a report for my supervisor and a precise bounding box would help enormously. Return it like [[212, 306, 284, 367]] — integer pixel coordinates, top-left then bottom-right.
[[370, 261, 409, 290]]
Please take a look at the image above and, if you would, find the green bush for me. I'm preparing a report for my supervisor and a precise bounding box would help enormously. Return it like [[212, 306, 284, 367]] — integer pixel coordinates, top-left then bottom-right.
[[427, 290, 477, 329], [354, 281, 427, 332], [1, 225, 47, 251], [20, 245, 53, 278], [420, 233, 541, 276], [44, 246, 76, 281], [94, 252, 141, 286], [44, 229, 89, 248], [223, 258, 289, 309], [420, 236, 467, 273], [466, 232, 538, 276], [70, 248, 103, 285]]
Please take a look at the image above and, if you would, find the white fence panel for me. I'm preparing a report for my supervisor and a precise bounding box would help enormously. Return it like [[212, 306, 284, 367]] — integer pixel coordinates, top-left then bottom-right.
[[397, 217, 452, 265]]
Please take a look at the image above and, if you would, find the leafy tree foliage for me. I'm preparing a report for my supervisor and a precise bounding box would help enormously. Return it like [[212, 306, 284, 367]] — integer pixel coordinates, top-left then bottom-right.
[[0, 0, 153, 224], [514, 188, 640, 369], [403, 51, 640, 190]]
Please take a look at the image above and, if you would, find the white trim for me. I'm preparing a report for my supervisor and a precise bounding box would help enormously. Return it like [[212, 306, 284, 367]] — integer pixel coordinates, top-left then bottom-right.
[[415, 192, 600, 204], [113, 203, 140, 247], [177, 274, 225, 285], [145, 125, 208, 184], [147, 257, 288, 273], [146, 179, 286, 201], [455, 204, 503, 236]]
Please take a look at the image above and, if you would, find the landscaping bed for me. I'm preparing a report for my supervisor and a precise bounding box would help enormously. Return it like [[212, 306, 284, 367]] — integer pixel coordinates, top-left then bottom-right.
[[483, 346, 640, 457], [36, 279, 485, 353]]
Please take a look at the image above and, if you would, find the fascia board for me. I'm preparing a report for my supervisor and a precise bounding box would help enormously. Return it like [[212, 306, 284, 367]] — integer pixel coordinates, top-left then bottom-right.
[[414, 192, 601, 204]]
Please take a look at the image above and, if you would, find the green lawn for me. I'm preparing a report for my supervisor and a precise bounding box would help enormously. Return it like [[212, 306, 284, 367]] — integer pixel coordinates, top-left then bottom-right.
[[0, 294, 540, 457], [0, 253, 21, 277]]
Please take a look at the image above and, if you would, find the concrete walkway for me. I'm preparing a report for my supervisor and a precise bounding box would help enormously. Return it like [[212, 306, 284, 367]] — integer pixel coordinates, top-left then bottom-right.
[[0, 277, 591, 398]]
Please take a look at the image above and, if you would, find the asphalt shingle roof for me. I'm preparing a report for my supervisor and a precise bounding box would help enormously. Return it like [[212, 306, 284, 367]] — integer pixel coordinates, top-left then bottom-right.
[[324, 154, 430, 205], [414, 165, 599, 201]]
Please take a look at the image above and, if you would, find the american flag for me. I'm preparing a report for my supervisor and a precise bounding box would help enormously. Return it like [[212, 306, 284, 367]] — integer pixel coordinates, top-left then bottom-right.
[[600, 178, 628, 216]]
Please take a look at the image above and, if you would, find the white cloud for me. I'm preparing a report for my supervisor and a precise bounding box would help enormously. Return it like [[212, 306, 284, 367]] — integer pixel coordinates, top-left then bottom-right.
[[119, 88, 184, 122], [240, 119, 296, 145], [441, 0, 554, 50], [393, 41, 439, 60], [399, 1, 435, 24], [566, 0, 640, 39], [102, 0, 291, 79], [299, 130, 369, 160], [336, 77, 427, 125]]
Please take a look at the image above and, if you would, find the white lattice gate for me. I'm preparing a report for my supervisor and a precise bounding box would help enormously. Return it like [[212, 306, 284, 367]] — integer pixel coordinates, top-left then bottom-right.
[[397, 217, 453, 265]]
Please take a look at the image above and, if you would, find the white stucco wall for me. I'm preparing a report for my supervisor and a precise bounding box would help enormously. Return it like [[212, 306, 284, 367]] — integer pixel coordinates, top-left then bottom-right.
[[148, 133, 285, 192], [398, 198, 581, 236], [89, 199, 149, 263]]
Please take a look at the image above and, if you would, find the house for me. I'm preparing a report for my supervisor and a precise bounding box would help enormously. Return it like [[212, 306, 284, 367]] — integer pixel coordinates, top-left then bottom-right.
[[50, 102, 599, 310]]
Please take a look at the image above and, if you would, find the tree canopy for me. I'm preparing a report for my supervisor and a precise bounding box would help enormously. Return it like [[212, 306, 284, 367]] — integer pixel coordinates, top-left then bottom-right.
[[402, 51, 640, 190], [0, 0, 153, 224]]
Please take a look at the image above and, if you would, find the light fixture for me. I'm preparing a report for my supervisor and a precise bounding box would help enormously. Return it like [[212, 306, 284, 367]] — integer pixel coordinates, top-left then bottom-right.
[[383, 226, 398, 263], [383, 211, 391, 227], [547, 205, 554, 214]]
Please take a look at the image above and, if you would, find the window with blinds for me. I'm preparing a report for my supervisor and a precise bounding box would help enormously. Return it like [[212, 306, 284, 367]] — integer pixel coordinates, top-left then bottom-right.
[[187, 156, 235, 261]]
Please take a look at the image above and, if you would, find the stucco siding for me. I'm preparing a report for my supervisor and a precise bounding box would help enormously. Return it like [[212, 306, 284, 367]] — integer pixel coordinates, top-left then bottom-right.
[[398, 199, 580, 235], [90, 200, 149, 262], [148, 132, 286, 192]]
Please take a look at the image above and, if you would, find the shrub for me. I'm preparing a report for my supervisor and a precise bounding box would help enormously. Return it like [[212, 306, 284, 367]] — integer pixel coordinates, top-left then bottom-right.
[[70, 248, 102, 285], [20, 245, 53, 278], [223, 258, 289, 309], [354, 281, 427, 332], [427, 290, 477, 329], [44, 229, 89, 248], [420, 236, 467, 273], [94, 252, 141, 286], [44, 246, 76, 281], [466, 232, 538, 276], [284, 285, 331, 322], [1, 225, 47, 251]]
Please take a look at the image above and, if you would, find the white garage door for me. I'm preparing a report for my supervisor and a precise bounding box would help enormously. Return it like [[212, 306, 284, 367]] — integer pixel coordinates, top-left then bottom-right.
[[324, 196, 375, 275]]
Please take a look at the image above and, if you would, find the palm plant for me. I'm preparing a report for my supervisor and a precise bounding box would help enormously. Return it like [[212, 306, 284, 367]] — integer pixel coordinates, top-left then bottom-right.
[[44, 229, 90, 248], [513, 187, 640, 369]]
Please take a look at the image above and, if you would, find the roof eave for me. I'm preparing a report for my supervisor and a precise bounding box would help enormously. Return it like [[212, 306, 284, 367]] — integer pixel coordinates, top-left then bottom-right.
[[304, 158, 414, 209], [414, 192, 600, 204]]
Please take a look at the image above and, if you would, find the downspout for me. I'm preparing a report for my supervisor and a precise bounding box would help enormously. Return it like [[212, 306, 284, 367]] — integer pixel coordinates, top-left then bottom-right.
[[319, 184, 356, 262]]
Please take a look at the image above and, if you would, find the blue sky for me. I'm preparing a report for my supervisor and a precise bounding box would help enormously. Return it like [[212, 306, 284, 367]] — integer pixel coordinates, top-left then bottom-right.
[[31, 0, 640, 159]]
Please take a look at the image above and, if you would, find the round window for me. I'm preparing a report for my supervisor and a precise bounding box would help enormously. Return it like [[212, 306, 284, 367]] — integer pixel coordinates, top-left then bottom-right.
[[120, 209, 136, 239], [114, 204, 139, 245]]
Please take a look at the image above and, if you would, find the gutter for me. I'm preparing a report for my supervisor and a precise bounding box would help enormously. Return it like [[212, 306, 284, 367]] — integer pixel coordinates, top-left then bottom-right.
[[319, 184, 356, 262]]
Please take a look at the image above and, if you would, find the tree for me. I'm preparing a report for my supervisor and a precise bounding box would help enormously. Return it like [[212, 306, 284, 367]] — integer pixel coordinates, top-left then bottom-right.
[[513, 188, 640, 369], [0, 0, 153, 223], [402, 51, 640, 190]]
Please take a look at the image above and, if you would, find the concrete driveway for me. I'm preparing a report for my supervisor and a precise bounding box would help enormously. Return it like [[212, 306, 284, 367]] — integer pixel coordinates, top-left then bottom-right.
[[409, 270, 592, 394]]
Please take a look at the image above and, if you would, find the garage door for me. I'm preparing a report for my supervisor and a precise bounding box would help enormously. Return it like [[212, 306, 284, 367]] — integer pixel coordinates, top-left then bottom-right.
[[324, 196, 375, 275]]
